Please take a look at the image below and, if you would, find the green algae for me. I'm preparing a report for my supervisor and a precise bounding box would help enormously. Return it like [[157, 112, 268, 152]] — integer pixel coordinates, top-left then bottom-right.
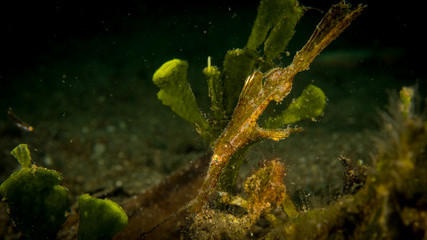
[[1, 144, 129, 239], [152, 0, 308, 144], [10, 143, 33, 169], [264, 84, 326, 128], [152, 1, 364, 228], [222, 48, 259, 115], [153, 59, 210, 140], [0, 144, 69, 240], [78, 194, 128, 240], [399, 86, 414, 120], [247, 0, 304, 62], [152, 0, 321, 198], [203, 60, 224, 122]]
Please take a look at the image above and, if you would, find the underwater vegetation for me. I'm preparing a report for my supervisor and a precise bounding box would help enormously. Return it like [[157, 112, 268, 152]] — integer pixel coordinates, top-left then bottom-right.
[[149, 0, 427, 239], [260, 86, 427, 239], [152, 0, 364, 217], [152, 0, 365, 234], [1, 0, 426, 239], [0, 144, 68, 239], [0, 144, 128, 239]]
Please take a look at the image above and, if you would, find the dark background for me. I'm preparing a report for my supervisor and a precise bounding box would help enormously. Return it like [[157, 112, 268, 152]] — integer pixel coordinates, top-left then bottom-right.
[[0, 0, 423, 80]]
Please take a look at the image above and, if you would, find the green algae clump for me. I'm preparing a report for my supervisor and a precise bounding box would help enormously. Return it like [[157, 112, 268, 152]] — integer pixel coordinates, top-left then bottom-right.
[[0, 144, 69, 240], [1, 144, 129, 239], [77, 194, 128, 240]]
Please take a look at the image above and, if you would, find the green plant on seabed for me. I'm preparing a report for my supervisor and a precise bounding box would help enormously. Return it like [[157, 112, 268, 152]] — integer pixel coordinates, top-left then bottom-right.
[[152, 0, 367, 237], [0, 144, 128, 240]]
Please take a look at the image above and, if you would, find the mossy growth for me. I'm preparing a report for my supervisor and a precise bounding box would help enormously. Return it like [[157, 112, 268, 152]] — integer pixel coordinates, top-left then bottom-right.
[[78, 194, 128, 240], [0, 144, 69, 240]]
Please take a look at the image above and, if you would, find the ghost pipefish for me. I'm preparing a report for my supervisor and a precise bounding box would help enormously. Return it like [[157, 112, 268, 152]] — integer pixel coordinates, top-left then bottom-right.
[[8, 108, 34, 132]]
